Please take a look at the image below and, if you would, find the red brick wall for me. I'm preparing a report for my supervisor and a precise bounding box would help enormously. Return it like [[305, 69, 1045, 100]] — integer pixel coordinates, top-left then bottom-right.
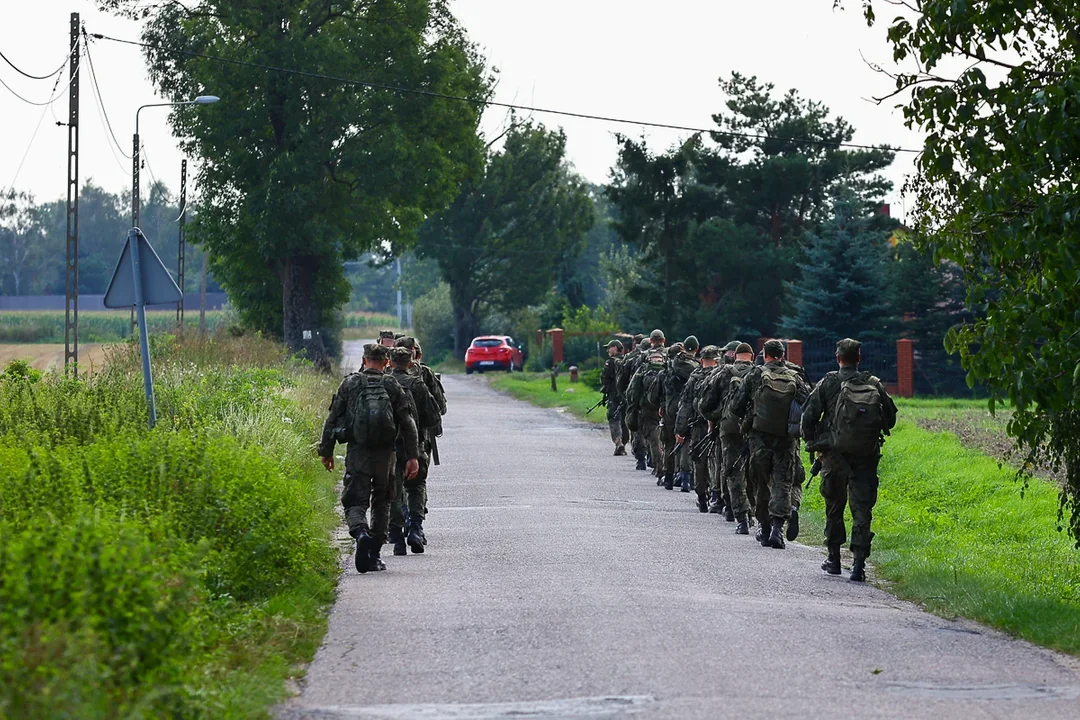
[[896, 339, 915, 398]]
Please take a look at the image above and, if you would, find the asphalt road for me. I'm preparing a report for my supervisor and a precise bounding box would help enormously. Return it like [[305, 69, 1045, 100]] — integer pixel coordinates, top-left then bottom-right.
[[281, 370, 1080, 720]]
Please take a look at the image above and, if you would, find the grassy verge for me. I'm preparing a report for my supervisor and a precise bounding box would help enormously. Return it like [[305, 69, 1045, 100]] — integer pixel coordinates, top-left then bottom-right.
[[0, 310, 226, 343], [0, 335, 341, 718], [490, 372, 606, 422], [493, 375, 1080, 656]]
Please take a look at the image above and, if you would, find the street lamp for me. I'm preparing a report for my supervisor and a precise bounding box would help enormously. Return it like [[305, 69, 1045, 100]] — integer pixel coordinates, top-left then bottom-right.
[[132, 95, 219, 227]]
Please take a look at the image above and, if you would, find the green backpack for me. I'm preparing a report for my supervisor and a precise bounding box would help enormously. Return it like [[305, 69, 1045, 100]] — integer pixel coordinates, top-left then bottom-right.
[[830, 373, 885, 455], [720, 364, 753, 435], [752, 365, 797, 437], [641, 368, 663, 412], [348, 374, 398, 449]]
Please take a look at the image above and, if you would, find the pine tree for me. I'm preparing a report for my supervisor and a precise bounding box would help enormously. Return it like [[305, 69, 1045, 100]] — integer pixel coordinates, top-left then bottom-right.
[[780, 196, 895, 341]]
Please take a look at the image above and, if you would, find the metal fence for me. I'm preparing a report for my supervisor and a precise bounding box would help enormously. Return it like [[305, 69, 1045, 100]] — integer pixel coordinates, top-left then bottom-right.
[[800, 338, 897, 386]]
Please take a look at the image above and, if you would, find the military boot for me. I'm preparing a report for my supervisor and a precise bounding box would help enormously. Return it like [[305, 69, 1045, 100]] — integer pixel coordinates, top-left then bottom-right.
[[676, 471, 691, 493], [822, 546, 841, 575], [708, 491, 722, 514], [850, 551, 867, 582], [389, 526, 407, 556], [756, 525, 771, 547], [614, 443, 627, 456], [366, 550, 386, 572], [696, 493, 709, 513], [407, 519, 425, 554], [663, 474, 674, 491], [768, 518, 786, 549], [735, 513, 749, 535], [787, 506, 800, 541], [636, 454, 647, 471], [354, 530, 374, 574], [724, 506, 735, 522]]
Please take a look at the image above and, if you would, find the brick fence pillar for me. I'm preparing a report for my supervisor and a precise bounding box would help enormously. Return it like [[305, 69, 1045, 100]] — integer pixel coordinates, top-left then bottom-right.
[[536, 328, 544, 349], [786, 339, 803, 367], [897, 338, 915, 398], [546, 328, 564, 366]]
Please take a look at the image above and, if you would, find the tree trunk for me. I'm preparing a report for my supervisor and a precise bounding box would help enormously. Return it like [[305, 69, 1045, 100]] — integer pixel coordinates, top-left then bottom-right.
[[282, 255, 330, 371], [450, 285, 480, 360]]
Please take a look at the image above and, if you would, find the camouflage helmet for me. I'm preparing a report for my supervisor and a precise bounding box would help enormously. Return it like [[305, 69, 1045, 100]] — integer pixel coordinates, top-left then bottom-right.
[[364, 343, 389, 362], [389, 347, 413, 365], [699, 345, 721, 360]]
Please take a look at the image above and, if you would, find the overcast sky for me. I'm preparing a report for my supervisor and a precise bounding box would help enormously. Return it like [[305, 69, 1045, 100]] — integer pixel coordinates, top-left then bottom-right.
[[1, 0, 923, 218]]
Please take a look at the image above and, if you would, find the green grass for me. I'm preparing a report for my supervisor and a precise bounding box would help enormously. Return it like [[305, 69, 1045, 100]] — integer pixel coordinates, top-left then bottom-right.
[[0, 310, 226, 343], [495, 374, 1080, 656], [490, 372, 607, 422]]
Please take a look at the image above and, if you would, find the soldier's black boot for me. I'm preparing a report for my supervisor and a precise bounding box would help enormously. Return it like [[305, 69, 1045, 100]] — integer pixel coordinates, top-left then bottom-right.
[[636, 453, 647, 471], [768, 518, 786, 549], [735, 512, 749, 535], [822, 546, 841, 575], [366, 549, 386, 572], [389, 526, 407, 556], [756, 524, 771, 547], [407, 519, 425, 554], [850, 551, 867, 582], [697, 493, 709, 513], [708, 491, 722, 513], [663, 474, 674, 491], [786, 505, 800, 541], [724, 505, 736, 522], [354, 531, 374, 574], [677, 471, 691, 493]]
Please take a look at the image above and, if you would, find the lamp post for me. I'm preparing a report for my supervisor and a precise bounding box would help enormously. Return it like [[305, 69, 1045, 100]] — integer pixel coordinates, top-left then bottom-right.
[[132, 95, 218, 228]]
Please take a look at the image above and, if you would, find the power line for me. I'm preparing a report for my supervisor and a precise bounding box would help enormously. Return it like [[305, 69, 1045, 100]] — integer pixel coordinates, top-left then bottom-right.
[[0, 54, 80, 106], [0, 44, 68, 80], [89, 31, 922, 155], [82, 34, 131, 160], [5, 73, 65, 195]]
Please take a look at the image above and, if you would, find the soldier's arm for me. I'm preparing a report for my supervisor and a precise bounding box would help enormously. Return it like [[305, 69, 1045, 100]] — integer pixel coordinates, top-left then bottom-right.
[[319, 377, 352, 458], [801, 375, 834, 445], [387, 379, 420, 459], [729, 370, 756, 419], [878, 380, 899, 432]]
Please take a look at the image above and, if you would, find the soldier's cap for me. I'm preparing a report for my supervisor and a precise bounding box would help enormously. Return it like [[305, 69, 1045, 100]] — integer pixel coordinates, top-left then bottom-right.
[[605, 339, 623, 349], [638, 339, 651, 351], [722, 340, 741, 353], [649, 329, 665, 342], [395, 336, 417, 349], [700, 345, 721, 360], [378, 329, 396, 339], [735, 342, 754, 355], [683, 335, 700, 351], [389, 347, 413, 364], [836, 338, 862, 357], [364, 343, 390, 361], [633, 334, 645, 343], [763, 339, 786, 357]]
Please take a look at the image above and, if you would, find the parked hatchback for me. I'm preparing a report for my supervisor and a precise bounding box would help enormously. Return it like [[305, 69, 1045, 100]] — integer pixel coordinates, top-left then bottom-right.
[[465, 336, 524, 373]]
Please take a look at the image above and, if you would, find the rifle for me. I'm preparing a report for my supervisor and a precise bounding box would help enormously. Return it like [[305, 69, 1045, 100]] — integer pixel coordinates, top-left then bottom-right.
[[586, 394, 609, 415], [431, 433, 440, 466], [690, 425, 718, 461]]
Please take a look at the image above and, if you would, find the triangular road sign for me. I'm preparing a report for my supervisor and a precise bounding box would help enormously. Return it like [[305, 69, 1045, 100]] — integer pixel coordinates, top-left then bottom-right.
[[104, 229, 183, 308]]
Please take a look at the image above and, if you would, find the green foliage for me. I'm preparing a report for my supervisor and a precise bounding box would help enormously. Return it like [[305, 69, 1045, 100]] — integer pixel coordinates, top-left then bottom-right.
[[102, 0, 491, 363], [858, 0, 1080, 541], [780, 193, 896, 340], [416, 121, 595, 358], [1, 358, 42, 384], [0, 337, 339, 718], [0, 311, 225, 343], [412, 283, 456, 361]]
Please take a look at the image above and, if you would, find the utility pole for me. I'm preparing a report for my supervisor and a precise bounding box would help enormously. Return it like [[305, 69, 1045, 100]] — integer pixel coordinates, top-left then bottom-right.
[[64, 12, 80, 377], [199, 253, 208, 336], [130, 115, 140, 336], [396, 257, 403, 327], [176, 159, 186, 331]]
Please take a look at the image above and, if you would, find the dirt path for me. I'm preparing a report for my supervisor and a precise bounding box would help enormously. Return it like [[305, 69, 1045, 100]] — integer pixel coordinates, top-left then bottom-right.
[[0, 344, 109, 372]]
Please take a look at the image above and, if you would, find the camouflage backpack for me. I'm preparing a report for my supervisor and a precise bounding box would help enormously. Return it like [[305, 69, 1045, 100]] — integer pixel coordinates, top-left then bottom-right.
[[640, 367, 664, 413], [397, 372, 439, 435], [720, 363, 754, 435], [830, 372, 885, 455], [751, 365, 798, 437], [348, 374, 398, 449]]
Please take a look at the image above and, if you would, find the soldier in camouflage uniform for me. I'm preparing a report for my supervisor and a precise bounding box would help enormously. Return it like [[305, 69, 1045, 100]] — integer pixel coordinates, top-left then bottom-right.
[[601, 340, 627, 456], [700, 342, 756, 532], [802, 338, 897, 581], [319, 344, 419, 574], [387, 347, 440, 556], [675, 345, 721, 512], [626, 348, 667, 482], [728, 339, 810, 549], [661, 343, 699, 491], [782, 347, 811, 541]]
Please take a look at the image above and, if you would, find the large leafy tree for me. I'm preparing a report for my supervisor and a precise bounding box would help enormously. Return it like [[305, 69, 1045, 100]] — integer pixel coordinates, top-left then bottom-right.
[[98, 0, 489, 365], [414, 122, 593, 357], [853, 0, 1080, 540], [0, 191, 51, 296]]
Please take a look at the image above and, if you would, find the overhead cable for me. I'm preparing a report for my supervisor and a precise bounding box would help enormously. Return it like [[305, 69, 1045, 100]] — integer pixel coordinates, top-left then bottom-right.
[[0, 39, 73, 80], [90, 31, 922, 154]]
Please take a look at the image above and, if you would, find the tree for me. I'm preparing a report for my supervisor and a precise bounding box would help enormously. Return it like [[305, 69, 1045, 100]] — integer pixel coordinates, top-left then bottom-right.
[[99, 0, 490, 366], [0, 191, 52, 296], [780, 194, 896, 341], [415, 122, 593, 357], [855, 0, 1080, 540]]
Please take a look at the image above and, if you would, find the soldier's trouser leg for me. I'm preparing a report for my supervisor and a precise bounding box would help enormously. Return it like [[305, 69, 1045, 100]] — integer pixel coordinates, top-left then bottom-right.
[[640, 418, 660, 473], [621, 414, 630, 445], [848, 453, 880, 557], [691, 427, 709, 496], [389, 461, 407, 531], [768, 440, 796, 521], [677, 441, 692, 475], [607, 403, 624, 447], [749, 446, 773, 530], [405, 452, 431, 521], [723, 433, 750, 516], [632, 429, 645, 460], [342, 450, 394, 545], [660, 423, 676, 478], [790, 441, 805, 510]]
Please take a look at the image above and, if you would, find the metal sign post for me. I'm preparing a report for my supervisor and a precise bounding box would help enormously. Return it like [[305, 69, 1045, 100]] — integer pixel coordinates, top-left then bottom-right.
[[104, 228, 183, 428]]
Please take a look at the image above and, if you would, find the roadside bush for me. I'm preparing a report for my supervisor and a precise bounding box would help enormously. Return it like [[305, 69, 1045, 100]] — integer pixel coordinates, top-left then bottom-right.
[[413, 283, 455, 359]]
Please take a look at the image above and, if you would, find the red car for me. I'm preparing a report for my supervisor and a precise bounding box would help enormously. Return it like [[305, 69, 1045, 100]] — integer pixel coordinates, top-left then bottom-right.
[[465, 335, 524, 373]]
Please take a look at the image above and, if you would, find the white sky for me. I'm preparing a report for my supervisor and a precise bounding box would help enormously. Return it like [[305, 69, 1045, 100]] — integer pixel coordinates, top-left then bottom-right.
[[0, 0, 923, 218]]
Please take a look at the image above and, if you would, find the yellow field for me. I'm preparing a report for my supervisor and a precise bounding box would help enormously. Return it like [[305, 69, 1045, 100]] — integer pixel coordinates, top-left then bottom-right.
[[0, 343, 110, 372]]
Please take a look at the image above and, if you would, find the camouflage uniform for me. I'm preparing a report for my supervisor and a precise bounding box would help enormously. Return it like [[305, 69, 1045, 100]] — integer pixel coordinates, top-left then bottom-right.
[[676, 346, 719, 509], [661, 347, 699, 488], [801, 346, 897, 564], [700, 358, 755, 519], [319, 360, 419, 550], [618, 340, 651, 466], [601, 342, 625, 453], [728, 344, 810, 544], [388, 354, 440, 552], [626, 353, 665, 478]]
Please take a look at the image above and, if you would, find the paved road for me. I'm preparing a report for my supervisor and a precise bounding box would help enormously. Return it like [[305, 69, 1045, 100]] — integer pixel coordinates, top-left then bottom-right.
[[282, 372, 1080, 720]]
